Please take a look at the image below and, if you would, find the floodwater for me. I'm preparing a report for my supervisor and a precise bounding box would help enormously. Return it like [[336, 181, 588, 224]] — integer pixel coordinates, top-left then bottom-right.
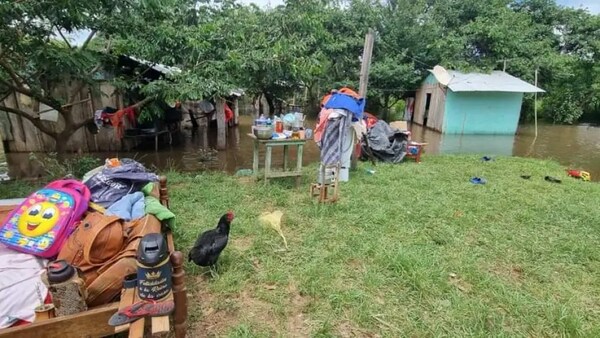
[[4, 115, 600, 181], [411, 123, 600, 180]]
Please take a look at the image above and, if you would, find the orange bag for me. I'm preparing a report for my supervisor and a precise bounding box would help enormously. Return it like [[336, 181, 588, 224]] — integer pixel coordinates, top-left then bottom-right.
[[58, 213, 124, 273], [58, 213, 162, 306]]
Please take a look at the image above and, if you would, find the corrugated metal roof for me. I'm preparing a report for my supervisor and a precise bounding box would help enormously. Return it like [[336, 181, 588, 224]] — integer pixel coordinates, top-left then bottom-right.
[[127, 56, 182, 76], [431, 70, 545, 93]]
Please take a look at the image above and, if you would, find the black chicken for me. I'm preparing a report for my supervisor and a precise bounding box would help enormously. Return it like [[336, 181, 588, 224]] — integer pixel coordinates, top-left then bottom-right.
[[188, 211, 234, 276]]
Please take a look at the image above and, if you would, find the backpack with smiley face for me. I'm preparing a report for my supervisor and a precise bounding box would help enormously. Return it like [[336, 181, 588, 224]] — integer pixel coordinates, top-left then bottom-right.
[[0, 179, 91, 258]]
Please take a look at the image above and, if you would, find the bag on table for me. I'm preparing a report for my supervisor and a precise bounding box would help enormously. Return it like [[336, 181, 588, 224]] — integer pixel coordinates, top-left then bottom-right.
[[0, 179, 90, 258]]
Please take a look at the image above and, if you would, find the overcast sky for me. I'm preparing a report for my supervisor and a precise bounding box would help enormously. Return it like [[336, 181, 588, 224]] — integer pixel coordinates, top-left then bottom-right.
[[557, 0, 600, 13], [240, 0, 600, 13]]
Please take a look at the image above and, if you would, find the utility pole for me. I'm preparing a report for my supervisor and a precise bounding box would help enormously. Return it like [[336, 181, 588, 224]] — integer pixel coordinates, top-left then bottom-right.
[[500, 59, 508, 72], [534, 68, 539, 138], [352, 28, 375, 170], [359, 29, 375, 97]]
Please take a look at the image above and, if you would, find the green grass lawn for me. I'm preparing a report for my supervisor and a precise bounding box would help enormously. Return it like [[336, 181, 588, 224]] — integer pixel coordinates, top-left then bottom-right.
[[1, 155, 599, 337]]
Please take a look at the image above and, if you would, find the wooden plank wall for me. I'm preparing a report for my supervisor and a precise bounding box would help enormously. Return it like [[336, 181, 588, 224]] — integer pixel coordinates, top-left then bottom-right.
[[0, 83, 123, 153], [413, 83, 447, 132]]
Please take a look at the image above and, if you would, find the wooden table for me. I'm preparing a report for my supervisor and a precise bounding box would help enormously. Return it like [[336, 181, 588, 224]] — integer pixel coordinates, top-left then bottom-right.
[[248, 133, 307, 185]]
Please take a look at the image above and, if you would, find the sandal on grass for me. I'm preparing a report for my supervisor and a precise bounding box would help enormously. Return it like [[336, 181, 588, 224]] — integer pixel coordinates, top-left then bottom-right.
[[544, 176, 562, 184], [470, 177, 487, 185]]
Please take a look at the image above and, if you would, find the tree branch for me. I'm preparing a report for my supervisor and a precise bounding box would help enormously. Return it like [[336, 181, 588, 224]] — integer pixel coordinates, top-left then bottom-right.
[[0, 104, 56, 137], [0, 79, 62, 112], [81, 30, 96, 50], [72, 117, 95, 132], [0, 58, 24, 87], [130, 96, 155, 110], [55, 26, 73, 49], [66, 36, 111, 107]]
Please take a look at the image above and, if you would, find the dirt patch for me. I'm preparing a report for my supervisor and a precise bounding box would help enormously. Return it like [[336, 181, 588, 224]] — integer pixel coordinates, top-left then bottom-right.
[[488, 263, 524, 284], [189, 277, 313, 337], [337, 320, 381, 338], [231, 237, 253, 252], [448, 272, 473, 293], [190, 278, 239, 337], [346, 259, 365, 273], [237, 290, 279, 332], [286, 282, 312, 337], [189, 279, 277, 337]]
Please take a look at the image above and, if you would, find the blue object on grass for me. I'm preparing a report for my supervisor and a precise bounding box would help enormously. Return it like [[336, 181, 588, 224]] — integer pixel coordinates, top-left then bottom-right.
[[470, 177, 487, 185], [482, 156, 493, 162]]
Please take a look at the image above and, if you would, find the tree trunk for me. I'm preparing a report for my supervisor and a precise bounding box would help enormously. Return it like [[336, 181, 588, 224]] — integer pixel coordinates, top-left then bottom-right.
[[216, 97, 227, 150], [264, 92, 275, 117], [233, 98, 239, 125], [258, 95, 264, 117], [54, 134, 68, 161], [382, 94, 390, 121]]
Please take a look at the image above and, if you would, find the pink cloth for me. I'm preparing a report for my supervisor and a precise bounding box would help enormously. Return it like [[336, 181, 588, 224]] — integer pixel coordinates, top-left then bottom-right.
[[314, 108, 334, 143]]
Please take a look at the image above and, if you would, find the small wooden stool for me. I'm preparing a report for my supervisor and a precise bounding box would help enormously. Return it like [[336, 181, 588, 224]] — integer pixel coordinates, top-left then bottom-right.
[[311, 164, 340, 203], [406, 142, 427, 163]]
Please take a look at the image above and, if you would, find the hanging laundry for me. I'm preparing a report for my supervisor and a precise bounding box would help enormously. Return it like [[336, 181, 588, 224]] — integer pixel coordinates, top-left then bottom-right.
[[101, 106, 138, 139], [224, 103, 234, 124], [320, 109, 351, 165], [314, 108, 334, 143]]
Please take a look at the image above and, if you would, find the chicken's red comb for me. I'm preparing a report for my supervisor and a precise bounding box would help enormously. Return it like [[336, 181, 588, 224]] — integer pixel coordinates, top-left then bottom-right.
[[226, 211, 235, 219]]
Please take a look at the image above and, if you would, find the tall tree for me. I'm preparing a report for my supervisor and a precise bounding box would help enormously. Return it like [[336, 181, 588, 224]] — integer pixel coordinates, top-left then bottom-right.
[[0, 0, 171, 155]]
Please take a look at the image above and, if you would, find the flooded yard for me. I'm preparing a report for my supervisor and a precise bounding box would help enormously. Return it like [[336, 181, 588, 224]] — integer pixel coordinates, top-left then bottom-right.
[[4, 115, 600, 181]]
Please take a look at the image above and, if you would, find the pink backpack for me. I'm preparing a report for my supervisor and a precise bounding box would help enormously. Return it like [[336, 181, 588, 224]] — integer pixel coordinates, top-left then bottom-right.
[[0, 179, 91, 258]]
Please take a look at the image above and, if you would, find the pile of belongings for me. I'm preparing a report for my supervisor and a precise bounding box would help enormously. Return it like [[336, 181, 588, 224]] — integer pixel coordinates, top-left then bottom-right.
[[315, 87, 367, 182], [0, 158, 175, 328], [359, 115, 410, 164]]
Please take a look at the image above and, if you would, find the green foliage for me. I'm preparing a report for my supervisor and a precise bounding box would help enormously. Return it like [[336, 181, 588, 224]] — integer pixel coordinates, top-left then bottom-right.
[[28, 153, 101, 179], [3, 0, 600, 136]]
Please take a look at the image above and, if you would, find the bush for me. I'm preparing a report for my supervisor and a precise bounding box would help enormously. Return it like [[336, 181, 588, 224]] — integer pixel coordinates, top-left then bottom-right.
[[543, 92, 584, 124], [387, 99, 406, 121], [29, 153, 101, 180]]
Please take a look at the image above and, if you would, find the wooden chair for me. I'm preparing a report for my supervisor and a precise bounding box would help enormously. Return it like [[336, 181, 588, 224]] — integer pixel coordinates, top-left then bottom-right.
[[0, 177, 188, 338]]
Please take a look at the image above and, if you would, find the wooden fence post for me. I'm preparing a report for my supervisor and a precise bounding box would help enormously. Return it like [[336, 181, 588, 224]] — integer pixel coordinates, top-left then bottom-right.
[[216, 97, 227, 150]]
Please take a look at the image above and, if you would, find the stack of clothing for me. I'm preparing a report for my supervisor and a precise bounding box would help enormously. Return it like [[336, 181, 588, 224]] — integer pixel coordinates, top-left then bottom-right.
[[315, 88, 367, 182]]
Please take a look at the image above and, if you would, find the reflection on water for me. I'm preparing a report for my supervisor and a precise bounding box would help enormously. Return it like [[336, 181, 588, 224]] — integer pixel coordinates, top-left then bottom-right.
[[5, 115, 600, 182], [5, 115, 321, 179], [412, 123, 600, 180]]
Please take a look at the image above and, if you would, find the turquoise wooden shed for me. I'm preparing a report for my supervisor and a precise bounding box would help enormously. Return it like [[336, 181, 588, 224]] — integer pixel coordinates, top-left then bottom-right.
[[411, 69, 544, 134]]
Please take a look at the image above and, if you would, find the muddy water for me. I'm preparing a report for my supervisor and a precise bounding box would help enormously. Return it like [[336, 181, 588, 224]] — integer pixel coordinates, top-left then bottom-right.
[[5, 116, 600, 181], [412, 123, 600, 180]]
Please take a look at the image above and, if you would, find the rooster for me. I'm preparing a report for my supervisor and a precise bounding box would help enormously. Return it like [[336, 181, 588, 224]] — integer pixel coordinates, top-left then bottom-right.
[[188, 211, 234, 277]]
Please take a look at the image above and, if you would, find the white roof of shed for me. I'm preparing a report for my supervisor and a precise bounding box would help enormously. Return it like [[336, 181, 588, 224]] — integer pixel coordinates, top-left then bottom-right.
[[430, 70, 545, 93]]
